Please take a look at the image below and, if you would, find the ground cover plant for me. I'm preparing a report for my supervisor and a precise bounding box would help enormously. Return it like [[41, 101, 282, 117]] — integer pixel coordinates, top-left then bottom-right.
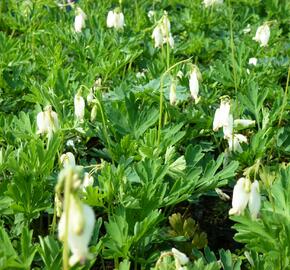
[[0, 0, 289, 269]]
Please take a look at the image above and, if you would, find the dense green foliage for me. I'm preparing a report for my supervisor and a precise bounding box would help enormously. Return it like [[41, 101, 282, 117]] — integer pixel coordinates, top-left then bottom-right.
[[0, 0, 289, 269]]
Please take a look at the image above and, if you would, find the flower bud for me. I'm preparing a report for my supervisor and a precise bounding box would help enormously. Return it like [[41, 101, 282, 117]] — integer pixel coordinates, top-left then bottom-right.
[[169, 79, 177, 105], [74, 92, 85, 122], [90, 105, 97, 122], [189, 65, 201, 103]]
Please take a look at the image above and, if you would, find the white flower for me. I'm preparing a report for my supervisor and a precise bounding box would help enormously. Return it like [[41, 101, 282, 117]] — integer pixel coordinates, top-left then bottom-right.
[[229, 178, 251, 215], [213, 100, 231, 132], [87, 91, 94, 106], [58, 197, 95, 266], [82, 172, 94, 191], [160, 12, 171, 36], [234, 119, 255, 130], [227, 133, 248, 153], [114, 11, 124, 29], [74, 93, 85, 121], [223, 114, 234, 139], [152, 25, 163, 48], [253, 24, 270, 47], [169, 79, 177, 105], [189, 66, 201, 103], [36, 106, 59, 135], [172, 248, 189, 265], [106, 10, 124, 29], [74, 7, 87, 33], [248, 57, 257, 66], [60, 152, 76, 168], [203, 0, 223, 8], [248, 180, 261, 219]]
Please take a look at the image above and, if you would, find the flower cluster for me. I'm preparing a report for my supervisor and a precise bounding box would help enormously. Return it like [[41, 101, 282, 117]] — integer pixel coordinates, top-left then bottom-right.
[[213, 98, 255, 153], [107, 9, 125, 30], [152, 11, 174, 48], [229, 178, 261, 219]]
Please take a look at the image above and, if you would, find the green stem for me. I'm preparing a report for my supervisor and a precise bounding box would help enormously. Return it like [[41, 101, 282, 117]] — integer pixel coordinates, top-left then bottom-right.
[[228, 0, 239, 116], [157, 58, 192, 145], [63, 170, 73, 270], [278, 67, 290, 126], [96, 99, 114, 163]]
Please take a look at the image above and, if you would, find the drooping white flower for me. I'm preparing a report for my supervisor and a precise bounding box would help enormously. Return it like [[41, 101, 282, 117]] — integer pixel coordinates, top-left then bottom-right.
[[203, 0, 223, 8], [58, 197, 95, 266], [152, 25, 163, 48], [60, 152, 76, 168], [172, 248, 189, 265], [160, 12, 171, 37], [106, 10, 124, 29], [36, 106, 59, 135], [74, 92, 85, 122], [248, 57, 257, 66], [106, 10, 115, 28], [234, 119, 255, 130], [74, 7, 87, 33], [152, 11, 174, 49], [82, 172, 94, 191], [86, 91, 94, 106], [223, 114, 234, 139], [248, 180, 261, 219], [213, 99, 231, 132], [229, 178, 251, 215], [253, 24, 270, 47], [227, 133, 248, 153], [189, 65, 201, 103], [169, 79, 177, 105]]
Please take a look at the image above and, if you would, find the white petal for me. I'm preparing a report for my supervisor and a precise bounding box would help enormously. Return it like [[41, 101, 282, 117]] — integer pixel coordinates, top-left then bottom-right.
[[253, 24, 270, 47], [172, 248, 189, 265], [68, 204, 95, 264], [152, 26, 163, 48], [189, 71, 199, 101], [115, 12, 124, 29], [36, 111, 48, 134], [248, 180, 261, 219], [82, 172, 94, 191], [106, 10, 115, 28], [229, 178, 250, 215], [60, 152, 76, 168], [74, 94, 85, 121], [248, 57, 257, 66], [223, 114, 234, 139], [234, 119, 255, 129]]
